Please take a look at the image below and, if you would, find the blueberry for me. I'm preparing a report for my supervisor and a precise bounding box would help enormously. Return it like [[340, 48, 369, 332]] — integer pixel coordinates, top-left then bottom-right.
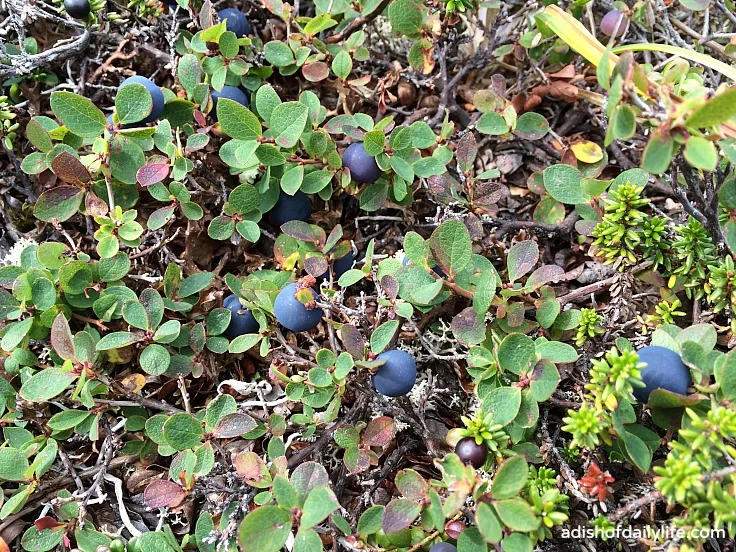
[[269, 190, 312, 227], [342, 143, 383, 184], [318, 250, 355, 283], [600, 10, 628, 37], [210, 86, 250, 119], [64, 0, 91, 19], [274, 283, 322, 332], [455, 437, 488, 469], [218, 8, 251, 38], [429, 544, 457, 552], [633, 345, 691, 402], [119, 76, 165, 125], [371, 349, 417, 397], [223, 294, 259, 338]]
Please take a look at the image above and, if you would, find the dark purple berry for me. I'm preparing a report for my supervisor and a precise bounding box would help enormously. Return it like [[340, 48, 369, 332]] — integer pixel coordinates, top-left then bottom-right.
[[342, 143, 383, 184], [119, 76, 165, 124], [223, 294, 259, 338], [600, 10, 628, 37], [429, 544, 457, 552], [218, 8, 251, 38], [371, 349, 417, 397], [269, 191, 312, 227], [64, 0, 91, 19], [455, 437, 488, 469], [633, 345, 691, 402], [210, 86, 249, 119], [274, 283, 322, 332]]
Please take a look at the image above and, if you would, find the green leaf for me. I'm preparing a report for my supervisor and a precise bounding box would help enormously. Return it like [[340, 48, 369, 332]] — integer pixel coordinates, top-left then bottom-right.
[[428, 220, 472, 277], [0, 448, 30, 481], [370, 320, 399, 354], [535, 340, 578, 362], [357, 506, 384, 536], [270, 102, 309, 148], [163, 413, 204, 450], [110, 136, 145, 185], [686, 86, 736, 128], [19, 368, 76, 402], [237, 506, 292, 552], [477, 112, 509, 135], [48, 410, 91, 431], [96, 331, 140, 350], [388, 0, 423, 36], [543, 164, 586, 204], [140, 344, 171, 375], [363, 131, 385, 156], [177, 54, 202, 94], [264, 41, 295, 67], [513, 112, 549, 140], [115, 83, 153, 124], [457, 526, 487, 552], [229, 334, 261, 353], [683, 136, 717, 171], [1, 317, 34, 352], [301, 486, 340, 529], [482, 387, 522, 426], [255, 85, 282, 125], [641, 135, 676, 174], [491, 456, 528, 499], [331, 50, 353, 79], [218, 99, 262, 141], [493, 499, 540, 532], [497, 333, 535, 375], [179, 272, 215, 298], [475, 503, 502, 544], [50, 91, 106, 138], [281, 165, 304, 195], [21, 525, 64, 552]]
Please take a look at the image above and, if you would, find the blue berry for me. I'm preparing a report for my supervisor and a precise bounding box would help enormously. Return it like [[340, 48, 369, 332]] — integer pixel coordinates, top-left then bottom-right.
[[633, 345, 691, 402], [65, 0, 91, 18], [218, 8, 251, 37], [119, 76, 165, 125], [210, 86, 250, 119], [342, 143, 383, 184], [429, 544, 456, 552], [372, 349, 417, 397], [269, 191, 312, 227], [274, 283, 322, 332], [223, 294, 259, 338]]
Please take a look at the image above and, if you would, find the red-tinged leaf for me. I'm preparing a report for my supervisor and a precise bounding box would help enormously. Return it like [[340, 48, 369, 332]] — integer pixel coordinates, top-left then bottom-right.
[[395, 469, 429, 501], [51, 313, 76, 362], [380, 275, 399, 300], [445, 520, 466, 540], [305, 256, 329, 278], [280, 221, 326, 246], [50, 151, 91, 186], [302, 62, 330, 82], [234, 451, 272, 488], [455, 132, 478, 173], [525, 265, 565, 290], [451, 307, 486, 346], [84, 190, 108, 217], [349, 75, 372, 86], [340, 324, 365, 359], [343, 445, 371, 474], [34, 186, 85, 223], [212, 412, 257, 438], [137, 162, 170, 187], [381, 498, 421, 534], [143, 479, 187, 508], [0, 536, 10, 552], [506, 240, 539, 283], [33, 517, 64, 531], [362, 416, 396, 447]]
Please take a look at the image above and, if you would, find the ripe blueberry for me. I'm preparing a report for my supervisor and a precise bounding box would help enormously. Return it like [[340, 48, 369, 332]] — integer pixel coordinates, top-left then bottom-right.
[[269, 190, 312, 227], [119, 76, 165, 124], [429, 544, 456, 552], [274, 283, 322, 332], [633, 345, 691, 402], [600, 10, 628, 37], [64, 0, 91, 19], [455, 437, 488, 469], [318, 251, 355, 283], [210, 86, 250, 119], [342, 143, 383, 184], [371, 349, 417, 397], [218, 8, 251, 37], [223, 294, 259, 338]]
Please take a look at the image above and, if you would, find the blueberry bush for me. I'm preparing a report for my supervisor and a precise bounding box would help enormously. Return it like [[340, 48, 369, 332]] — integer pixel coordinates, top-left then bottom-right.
[[1, 0, 736, 551]]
